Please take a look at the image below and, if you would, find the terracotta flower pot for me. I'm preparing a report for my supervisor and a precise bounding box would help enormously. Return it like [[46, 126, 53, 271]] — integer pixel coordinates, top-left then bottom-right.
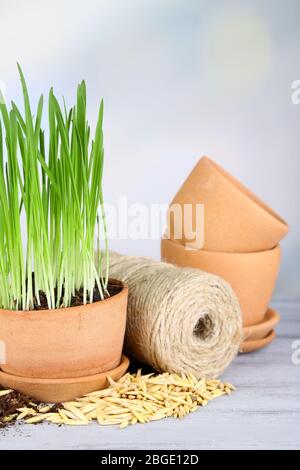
[[0, 279, 128, 379], [167, 156, 289, 252], [161, 238, 281, 326]]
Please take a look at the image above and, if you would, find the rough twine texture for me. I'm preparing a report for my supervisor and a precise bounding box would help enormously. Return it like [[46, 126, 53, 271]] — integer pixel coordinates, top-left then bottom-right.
[[110, 252, 243, 378]]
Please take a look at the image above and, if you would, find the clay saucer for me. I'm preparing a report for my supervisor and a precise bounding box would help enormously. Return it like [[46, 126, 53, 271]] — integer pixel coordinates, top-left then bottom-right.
[[239, 330, 276, 354], [0, 355, 129, 403], [243, 308, 280, 341]]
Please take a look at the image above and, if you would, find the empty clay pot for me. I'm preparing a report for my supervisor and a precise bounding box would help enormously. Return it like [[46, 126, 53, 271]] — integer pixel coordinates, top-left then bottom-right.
[[161, 238, 281, 326], [0, 279, 128, 379], [167, 156, 289, 252]]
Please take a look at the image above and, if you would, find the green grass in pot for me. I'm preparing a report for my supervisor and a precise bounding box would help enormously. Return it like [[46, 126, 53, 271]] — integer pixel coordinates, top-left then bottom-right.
[[0, 65, 109, 311]]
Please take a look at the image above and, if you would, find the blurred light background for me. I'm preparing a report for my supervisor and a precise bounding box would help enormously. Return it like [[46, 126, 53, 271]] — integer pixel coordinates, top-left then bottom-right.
[[0, 0, 299, 298]]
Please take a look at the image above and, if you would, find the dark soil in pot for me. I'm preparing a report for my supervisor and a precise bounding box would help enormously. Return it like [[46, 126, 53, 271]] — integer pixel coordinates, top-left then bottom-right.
[[33, 281, 122, 310]]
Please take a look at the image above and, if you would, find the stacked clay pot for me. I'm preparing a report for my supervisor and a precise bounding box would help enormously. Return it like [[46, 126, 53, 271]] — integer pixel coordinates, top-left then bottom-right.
[[161, 157, 289, 352]]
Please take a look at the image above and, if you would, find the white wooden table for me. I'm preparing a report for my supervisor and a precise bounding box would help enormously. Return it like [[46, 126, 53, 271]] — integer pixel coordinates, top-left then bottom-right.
[[0, 299, 299, 450]]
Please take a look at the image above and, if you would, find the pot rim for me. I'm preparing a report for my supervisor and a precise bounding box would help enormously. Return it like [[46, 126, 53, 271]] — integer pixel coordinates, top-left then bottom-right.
[[0, 278, 128, 316], [202, 156, 289, 228], [163, 236, 281, 257]]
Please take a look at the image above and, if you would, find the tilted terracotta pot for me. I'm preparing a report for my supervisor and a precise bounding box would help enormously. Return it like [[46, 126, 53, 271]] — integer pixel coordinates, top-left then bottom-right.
[[167, 156, 289, 252], [0, 279, 128, 379], [161, 238, 281, 326]]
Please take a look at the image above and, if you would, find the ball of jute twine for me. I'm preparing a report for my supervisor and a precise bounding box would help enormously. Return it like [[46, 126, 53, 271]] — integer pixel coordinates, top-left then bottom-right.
[[110, 252, 243, 378]]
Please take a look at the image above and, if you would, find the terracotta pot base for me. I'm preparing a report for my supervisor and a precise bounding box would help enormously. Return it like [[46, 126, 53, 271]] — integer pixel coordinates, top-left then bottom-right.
[[0, 355, 129, 403], [0, 279, 128, 379], [240, 330, 275, 353], [243, 308, 280, 341]]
